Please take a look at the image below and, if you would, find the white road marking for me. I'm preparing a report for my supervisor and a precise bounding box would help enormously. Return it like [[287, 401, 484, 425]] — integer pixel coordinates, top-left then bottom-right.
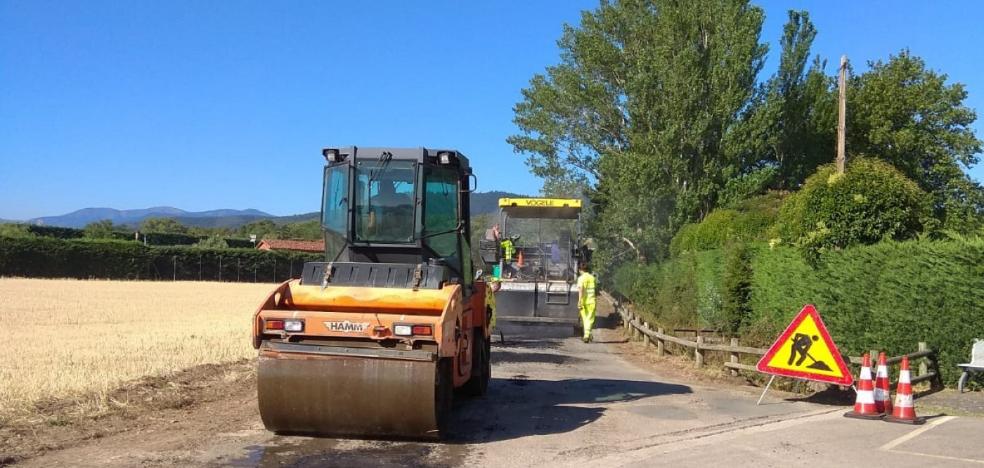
[[878, 415, 957, 451], [891, 449, 984, 465]]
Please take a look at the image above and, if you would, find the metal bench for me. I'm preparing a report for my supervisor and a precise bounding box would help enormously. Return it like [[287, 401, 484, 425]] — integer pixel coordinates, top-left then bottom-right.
[[957, 339, 984, 393]]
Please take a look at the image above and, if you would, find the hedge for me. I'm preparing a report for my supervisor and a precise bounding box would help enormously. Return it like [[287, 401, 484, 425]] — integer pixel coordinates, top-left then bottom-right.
[[613, 238, 984, 386], [21, 224, 255, 248], [0, 237, 322, 282], [772, 159, 931, 257], [669, 193, 782, 256]]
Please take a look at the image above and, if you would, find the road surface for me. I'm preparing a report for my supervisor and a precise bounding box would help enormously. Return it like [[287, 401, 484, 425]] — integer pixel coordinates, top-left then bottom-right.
[[12, 302, 984, 467]]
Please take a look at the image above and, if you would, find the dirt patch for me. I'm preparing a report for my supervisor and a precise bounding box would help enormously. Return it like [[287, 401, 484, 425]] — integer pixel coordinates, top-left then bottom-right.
[[0, 359, 257, 466]]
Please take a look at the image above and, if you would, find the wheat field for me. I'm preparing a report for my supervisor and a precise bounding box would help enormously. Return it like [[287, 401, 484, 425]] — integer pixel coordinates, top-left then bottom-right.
[[0, 278, 274, 422]]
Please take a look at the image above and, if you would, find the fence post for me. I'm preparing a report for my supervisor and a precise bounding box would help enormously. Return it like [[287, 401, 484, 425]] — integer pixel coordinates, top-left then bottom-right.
[[657, 327, 665, 357], [695, 336, 705, 368], [219, 256, 223, 282], [642, 322, 651, 347], [237, 258, 241, 282], [918, 342, 928, 378], [172, 256, 176, 281], [730, 337, 739, 376]]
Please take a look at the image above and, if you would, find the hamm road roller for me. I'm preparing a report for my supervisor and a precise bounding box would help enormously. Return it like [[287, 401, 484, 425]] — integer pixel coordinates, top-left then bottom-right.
[[252, 147, 491, 439]]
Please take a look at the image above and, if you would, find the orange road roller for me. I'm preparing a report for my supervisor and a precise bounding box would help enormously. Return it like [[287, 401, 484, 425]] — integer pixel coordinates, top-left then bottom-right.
[[252, 147, 492, 439]]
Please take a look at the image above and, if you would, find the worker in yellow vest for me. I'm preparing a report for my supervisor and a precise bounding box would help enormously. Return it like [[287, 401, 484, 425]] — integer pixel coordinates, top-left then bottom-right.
[[576, 262, 596, 343], [501, 237, 515, 262]]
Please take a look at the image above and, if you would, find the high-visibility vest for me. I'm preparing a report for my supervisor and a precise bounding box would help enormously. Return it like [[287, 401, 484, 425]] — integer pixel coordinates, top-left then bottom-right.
[[577, 271, 596, 308], [501, 239, 515, 262]]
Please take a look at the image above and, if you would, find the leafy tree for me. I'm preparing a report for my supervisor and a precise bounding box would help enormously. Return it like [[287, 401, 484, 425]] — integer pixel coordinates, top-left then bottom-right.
[[0, 224, 35, 239], [83, 220, 119, 239], [774, 158, 932, 262], [731, 10, 836, 189], [510, 0, 767, 264], [193, 235, 229, 249], [848, 50, 983, 231], [237, 220, 279, 240], [139, 217, 188, 234], [277, 220, 321, 240]]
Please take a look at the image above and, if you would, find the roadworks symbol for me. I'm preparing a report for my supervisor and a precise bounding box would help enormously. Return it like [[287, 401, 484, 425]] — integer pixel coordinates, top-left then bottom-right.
[[755, 304, 854, 386]]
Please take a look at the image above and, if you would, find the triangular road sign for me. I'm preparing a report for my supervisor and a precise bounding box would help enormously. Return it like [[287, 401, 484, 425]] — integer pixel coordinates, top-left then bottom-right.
[[756, 305, 854, 386]]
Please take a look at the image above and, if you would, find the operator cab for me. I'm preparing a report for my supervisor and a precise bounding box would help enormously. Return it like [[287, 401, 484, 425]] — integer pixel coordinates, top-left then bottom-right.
[[313, 146, 475, 290]]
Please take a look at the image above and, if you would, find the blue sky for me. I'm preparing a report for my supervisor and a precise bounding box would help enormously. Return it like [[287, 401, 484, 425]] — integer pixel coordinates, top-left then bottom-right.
[[1, 1, 982, 220]]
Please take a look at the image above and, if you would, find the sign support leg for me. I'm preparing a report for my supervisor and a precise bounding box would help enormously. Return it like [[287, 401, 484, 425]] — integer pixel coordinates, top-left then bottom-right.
[[757, 375, 776, 406]]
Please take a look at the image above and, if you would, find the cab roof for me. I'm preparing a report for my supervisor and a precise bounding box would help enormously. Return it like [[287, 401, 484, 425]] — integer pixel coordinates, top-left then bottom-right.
[[322, 146, 470, 169]]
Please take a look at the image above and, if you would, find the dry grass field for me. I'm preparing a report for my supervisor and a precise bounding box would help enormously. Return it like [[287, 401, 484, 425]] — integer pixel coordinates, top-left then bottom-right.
[[0, 278, 274, 423]]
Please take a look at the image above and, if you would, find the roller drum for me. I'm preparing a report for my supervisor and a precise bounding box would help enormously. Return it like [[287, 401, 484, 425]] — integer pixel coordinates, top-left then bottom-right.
[[257, 353, 450, 439]]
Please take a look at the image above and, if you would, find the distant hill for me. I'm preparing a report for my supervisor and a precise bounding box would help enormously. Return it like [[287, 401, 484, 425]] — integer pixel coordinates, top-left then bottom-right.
[[471, 191, 528, 215], [27, 207, 272, 229], [21, 191, 527, 230], [271, 212, 319, 224]]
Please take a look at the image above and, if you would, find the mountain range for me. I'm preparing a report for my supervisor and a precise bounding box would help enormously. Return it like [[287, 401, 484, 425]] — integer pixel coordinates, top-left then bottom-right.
[[11, 191, 527, 229]]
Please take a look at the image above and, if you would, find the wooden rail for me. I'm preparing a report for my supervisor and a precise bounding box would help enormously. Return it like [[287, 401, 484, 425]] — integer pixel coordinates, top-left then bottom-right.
[[604, 292, 941, 387]]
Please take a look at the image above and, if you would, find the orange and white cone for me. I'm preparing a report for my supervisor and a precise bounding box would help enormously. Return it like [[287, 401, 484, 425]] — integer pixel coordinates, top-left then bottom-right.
[[885, 356, 925, 425], [845, 353, 884, 419], [873, 352, 893, 414]]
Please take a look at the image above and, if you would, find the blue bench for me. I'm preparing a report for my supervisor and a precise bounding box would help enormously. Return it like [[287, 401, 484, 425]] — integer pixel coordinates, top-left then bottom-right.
[[957, 339, 984, 393]]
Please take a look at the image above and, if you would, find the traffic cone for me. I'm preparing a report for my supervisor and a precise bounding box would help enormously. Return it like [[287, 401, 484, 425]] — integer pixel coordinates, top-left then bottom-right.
[[873, 352, 893, 414], [845, 353, 884, 419], [885, 356, 925, 425], [517, 250, 524, 268]]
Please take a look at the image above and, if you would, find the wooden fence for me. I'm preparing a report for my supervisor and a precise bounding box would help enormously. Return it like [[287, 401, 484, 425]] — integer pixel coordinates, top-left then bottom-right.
[[605, 293, 940, 387]]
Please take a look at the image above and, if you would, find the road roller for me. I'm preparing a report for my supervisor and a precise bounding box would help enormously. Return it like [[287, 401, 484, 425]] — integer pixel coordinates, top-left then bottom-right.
[[252, 147, 492, 439]]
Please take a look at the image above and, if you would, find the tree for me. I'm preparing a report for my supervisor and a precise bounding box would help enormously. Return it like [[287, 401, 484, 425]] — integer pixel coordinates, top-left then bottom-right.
[[774, 158, 932, 261], [83, 220, 119, 239], [848, 50, 983, 231], [0, 224, 35, 239], [510, 0, 767, 263], [193, 235, 229, 249], [139, 217, 188, 234], [237, 220, 279, 240], [730, 10, 836, 189], [278, 220, 321, 240]]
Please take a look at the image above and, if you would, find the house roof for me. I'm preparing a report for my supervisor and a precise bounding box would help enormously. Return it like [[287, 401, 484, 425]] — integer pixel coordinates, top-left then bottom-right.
[[257, 239, 324, 253]]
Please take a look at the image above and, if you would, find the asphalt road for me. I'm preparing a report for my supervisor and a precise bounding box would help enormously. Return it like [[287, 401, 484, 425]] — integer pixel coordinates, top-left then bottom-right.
[[19, 303, 984, 467]]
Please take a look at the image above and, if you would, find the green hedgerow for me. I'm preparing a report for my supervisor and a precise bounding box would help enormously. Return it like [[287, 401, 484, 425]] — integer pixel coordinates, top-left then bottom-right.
[[670, 193, 782, 256]]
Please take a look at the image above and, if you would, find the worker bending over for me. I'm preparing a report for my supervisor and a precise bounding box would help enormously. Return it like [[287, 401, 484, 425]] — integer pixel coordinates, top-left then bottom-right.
[[576, 262, 596, 343]]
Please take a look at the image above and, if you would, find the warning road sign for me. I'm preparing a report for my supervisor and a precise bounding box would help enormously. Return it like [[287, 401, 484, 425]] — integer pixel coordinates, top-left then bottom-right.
[[756, 305, 853, 386]]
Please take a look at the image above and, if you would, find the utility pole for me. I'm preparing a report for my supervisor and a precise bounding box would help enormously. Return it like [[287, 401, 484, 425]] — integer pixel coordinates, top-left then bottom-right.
[[836, 55, 848, 174]]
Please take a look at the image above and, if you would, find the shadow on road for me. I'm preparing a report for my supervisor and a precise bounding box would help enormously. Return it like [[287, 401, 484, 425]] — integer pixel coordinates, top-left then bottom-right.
[[447, 377, 691, 443]]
